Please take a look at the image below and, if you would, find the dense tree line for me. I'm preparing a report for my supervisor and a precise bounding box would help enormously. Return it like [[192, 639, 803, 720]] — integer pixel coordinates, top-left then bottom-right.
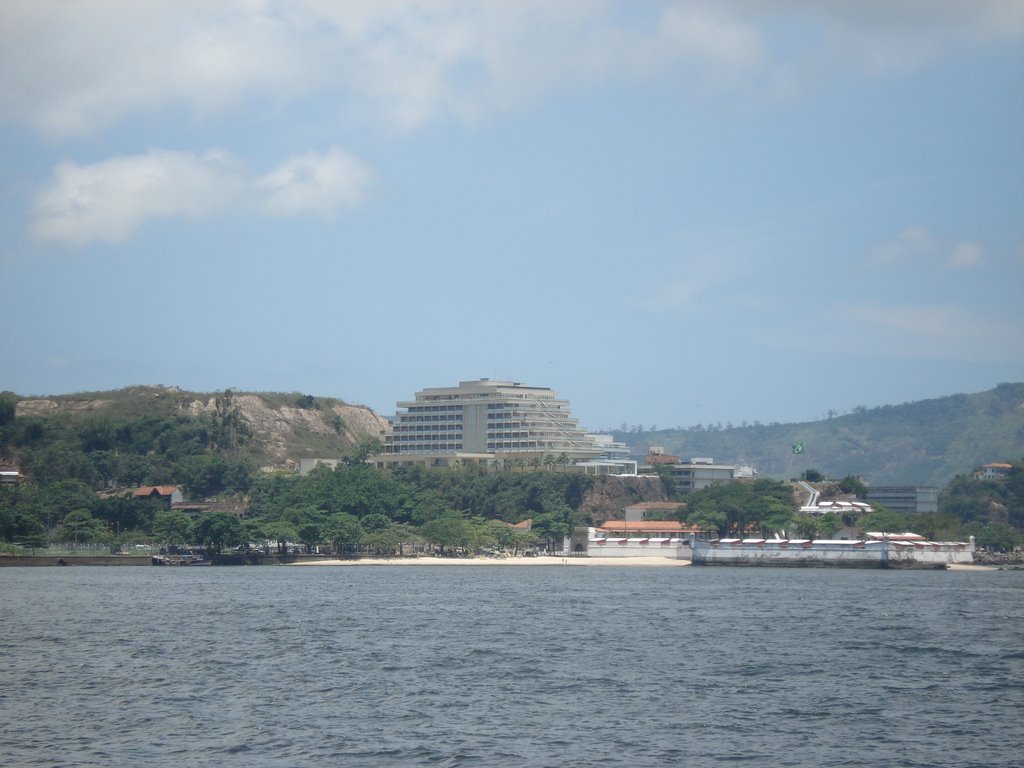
[[677, 478, 804, 538], [1, 392, 595, 554], [673, 470, 1022, 552], [2, 389, 1020, 555], [229, 458, 592, 556], [937, 463, 1024, 551]]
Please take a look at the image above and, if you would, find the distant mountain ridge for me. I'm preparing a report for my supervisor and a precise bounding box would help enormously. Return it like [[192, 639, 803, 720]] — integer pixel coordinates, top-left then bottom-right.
[[611, 383, 1024, 487]]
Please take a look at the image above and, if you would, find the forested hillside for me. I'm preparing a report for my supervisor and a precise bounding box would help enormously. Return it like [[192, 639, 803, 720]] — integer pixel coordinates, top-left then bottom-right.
[[0, 386, 666, 553], [613, 383, 1024, 486], [3, 385, 388, 490]]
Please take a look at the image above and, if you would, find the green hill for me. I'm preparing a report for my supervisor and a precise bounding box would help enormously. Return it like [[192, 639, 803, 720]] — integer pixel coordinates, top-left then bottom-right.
[[2, 386, 390, 491], [612, 383, 1024, 487]]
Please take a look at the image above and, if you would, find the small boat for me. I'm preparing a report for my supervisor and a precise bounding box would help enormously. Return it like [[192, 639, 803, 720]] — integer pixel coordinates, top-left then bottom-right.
[[151, 550, 211, 566]]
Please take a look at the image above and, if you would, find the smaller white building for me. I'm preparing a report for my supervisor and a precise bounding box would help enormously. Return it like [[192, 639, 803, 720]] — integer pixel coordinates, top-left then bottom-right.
[[640, 455, 756, 492], [974, 462, 1012, 480]]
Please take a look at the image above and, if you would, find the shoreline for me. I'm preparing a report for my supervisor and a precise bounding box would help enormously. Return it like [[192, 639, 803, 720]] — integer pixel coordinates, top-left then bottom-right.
[[288, 555, 692, 567]]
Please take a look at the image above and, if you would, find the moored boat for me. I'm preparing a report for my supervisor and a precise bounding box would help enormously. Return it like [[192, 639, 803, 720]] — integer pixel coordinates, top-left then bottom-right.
[[151, 551, 211, 566]]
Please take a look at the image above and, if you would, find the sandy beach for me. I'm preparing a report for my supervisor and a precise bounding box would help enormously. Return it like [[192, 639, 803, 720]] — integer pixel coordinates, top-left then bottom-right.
[[289, 555, 692, 567]]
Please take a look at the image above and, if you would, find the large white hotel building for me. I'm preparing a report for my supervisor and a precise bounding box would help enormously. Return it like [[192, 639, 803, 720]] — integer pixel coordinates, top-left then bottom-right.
[[374, 379, 607, 470]]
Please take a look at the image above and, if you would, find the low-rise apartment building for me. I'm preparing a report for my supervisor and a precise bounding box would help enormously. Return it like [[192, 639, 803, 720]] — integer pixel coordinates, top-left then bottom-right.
[[639, 453, 756, 493], [863, 486, 939, 515]]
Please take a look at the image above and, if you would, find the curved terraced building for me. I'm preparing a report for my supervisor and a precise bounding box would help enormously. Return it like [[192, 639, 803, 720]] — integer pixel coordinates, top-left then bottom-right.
[[375, 378, 602, 469]]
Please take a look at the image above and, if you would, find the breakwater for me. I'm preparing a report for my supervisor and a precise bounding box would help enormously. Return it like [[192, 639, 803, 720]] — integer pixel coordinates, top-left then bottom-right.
[[690, 537, 975, 568]]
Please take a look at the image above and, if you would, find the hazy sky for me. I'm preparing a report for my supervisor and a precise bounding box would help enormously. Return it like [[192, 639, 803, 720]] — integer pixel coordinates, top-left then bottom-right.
[[2, 1, 1022, 430]]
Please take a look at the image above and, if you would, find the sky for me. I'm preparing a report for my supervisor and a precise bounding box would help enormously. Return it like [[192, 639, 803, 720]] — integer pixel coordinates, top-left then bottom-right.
[[2, 1, 1023, 432]]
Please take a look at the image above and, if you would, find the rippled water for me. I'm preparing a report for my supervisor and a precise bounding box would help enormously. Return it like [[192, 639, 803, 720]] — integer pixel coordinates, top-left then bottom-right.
[[1, 565, 1022, 767]]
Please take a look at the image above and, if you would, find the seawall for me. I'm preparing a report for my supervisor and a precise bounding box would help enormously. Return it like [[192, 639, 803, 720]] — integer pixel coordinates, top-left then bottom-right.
[[690, 539, 974, 569]]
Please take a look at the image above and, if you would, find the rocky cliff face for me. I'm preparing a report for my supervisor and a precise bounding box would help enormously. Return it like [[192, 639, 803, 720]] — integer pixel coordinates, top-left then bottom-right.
[[579, 474, 670, 523], [186, 393, 390, 467], [16, 386, 391, 469]]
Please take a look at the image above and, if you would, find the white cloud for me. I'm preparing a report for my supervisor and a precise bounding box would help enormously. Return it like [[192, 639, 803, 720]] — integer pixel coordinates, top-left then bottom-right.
[[948, 241, 984, 268], [760, 0, 1024, 75], [631, 252, 740, 312], [4, 1, 1018, 140], [1, 1, 311, 139], [659, 4, 763, 82], [850, 303, 1023, 361], [865, 226, 937, 265], [866, 228, 987, 269], [32, 149, 247, 246], [32, 147, 373, 246], [258, 149, 374, 217]]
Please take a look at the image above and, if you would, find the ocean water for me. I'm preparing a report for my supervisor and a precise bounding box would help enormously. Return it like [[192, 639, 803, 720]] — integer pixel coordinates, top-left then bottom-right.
[[1, 564, 1021, 767]]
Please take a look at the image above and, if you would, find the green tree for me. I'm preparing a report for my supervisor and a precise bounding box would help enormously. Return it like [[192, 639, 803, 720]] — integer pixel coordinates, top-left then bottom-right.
[[1, 484, 45, 541], [791, 513, 841, 539], [363, 522, 421, 556], [759, 502, 794, 538], [297, 521, 323, 553], [973, 522, 1020, 552], [361, 513, 392, 533], [152, 510, 194, 547], [263, 520, 299, 554], [489, 520, 520, 552], [19, 520, 49, 552], [192, 512, 244, 556], [907, 512, 962, 541], [55, 508, 107, 546], [686, 501, 726, 536], [816, 513, 842, 537], [653, 464, 678, 499], [325, 512, 364, 554], [346, 435, 383, 465], [421, 515, 474, 555], [0, 391, 16, 428], [531, 509, 571, 551], [469, 516, 498, 551], [837, 475, 867, 498], [512, 529, 540, 555], [860, 506, 907, 534], [44, 480, 97, 522]]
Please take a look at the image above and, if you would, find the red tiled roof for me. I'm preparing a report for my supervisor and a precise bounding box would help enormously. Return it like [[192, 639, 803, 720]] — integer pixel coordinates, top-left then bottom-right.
[[597, 520, 699, 534], [133, 485, 179, 498], [496, 519, 533, 530]]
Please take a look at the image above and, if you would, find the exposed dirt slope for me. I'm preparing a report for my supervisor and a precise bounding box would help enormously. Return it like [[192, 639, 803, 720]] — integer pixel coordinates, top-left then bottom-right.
[[16, 386, 390, 469]]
